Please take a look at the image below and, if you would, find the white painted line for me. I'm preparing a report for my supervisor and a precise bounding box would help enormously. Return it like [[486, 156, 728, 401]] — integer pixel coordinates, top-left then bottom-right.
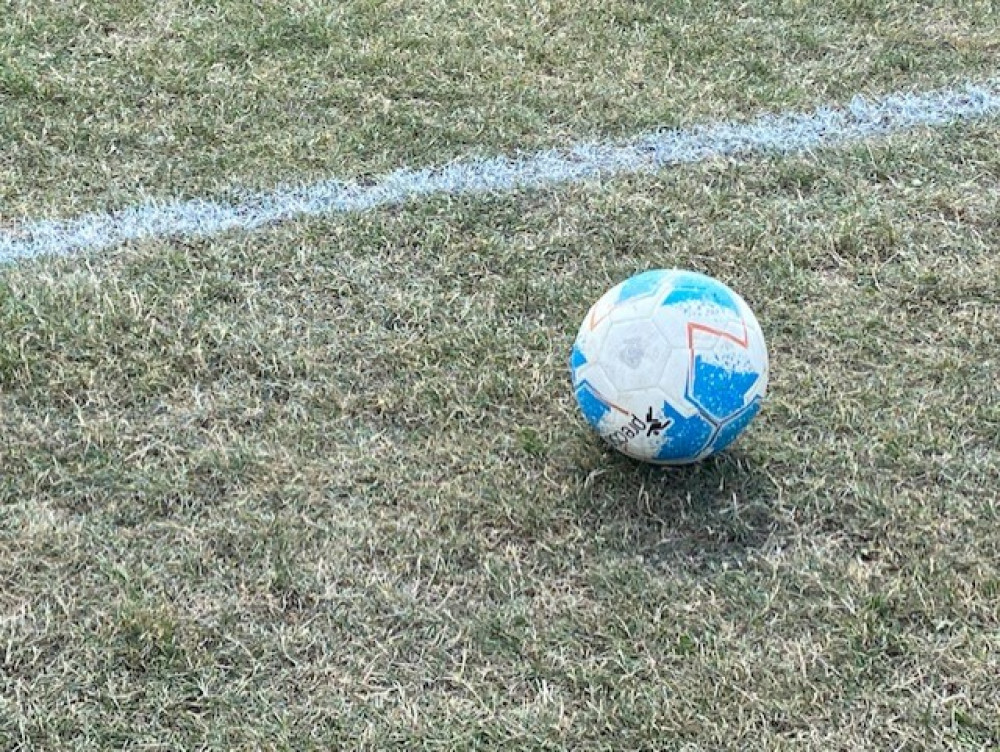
[[2, 80, 998, 263]]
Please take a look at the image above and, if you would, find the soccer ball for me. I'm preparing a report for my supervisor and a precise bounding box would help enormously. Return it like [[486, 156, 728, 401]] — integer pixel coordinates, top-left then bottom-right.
[[570, 269, 768, 464]]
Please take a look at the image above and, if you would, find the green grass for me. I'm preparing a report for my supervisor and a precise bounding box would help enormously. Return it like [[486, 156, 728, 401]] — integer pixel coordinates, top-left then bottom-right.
[[2, 0, 998, 217], [2, 0, 1000, 749]]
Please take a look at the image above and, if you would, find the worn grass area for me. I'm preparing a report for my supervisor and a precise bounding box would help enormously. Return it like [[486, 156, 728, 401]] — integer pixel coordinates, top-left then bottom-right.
[[1, 0, 999, 219], [3, 0, 1000, 749], [2, 121, 999, 748]]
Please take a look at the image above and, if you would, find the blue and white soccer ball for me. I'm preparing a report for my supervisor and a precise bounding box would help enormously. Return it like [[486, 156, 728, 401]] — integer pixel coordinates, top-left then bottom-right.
[[570, 269, 768, 465]]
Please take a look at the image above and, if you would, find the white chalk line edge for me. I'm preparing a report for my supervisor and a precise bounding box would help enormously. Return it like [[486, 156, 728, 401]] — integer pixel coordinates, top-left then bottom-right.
[[2, 79, 999, 263]]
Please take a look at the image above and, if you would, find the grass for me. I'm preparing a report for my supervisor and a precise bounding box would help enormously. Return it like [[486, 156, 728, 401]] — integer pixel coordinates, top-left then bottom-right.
[[2, 0, 1000, 750], [2, 0, 999, 218]]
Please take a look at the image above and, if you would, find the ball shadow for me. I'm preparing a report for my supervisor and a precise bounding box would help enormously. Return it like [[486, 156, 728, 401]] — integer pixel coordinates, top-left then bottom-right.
[[576, 443, 783, 570]]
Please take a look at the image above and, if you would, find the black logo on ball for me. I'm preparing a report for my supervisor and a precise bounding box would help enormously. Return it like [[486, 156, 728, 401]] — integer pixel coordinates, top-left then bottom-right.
[[606, 407, 674, 448], [645, 407, 671, 437]]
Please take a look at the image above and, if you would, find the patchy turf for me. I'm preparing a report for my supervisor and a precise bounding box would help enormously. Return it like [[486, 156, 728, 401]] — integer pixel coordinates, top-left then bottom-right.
[[3, 120, 999, 748], [3, 0, 1000, 749], [1, 0, 998, 220]]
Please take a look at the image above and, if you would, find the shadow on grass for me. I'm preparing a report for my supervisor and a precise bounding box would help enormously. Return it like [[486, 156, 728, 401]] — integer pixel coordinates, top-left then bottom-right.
[[576, 444, 783, 570]]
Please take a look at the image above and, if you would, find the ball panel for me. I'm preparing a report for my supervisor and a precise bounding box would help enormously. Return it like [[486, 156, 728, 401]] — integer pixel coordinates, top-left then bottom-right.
[[572, 315, 610, 381], [662, 271, 741, 315], [580, 285, 623, 337], [615, 269, 670, 304], [708, 397, 763, 455], [657, 348, 700, 417], [688, 344, 762, 422], [572, 362, 632, 434], [598, 318, 672, 393], [575, 379, 614, 430], [740, 306, 770, 397], [596, 387, 671, 462], [652, 398, 716, 464]]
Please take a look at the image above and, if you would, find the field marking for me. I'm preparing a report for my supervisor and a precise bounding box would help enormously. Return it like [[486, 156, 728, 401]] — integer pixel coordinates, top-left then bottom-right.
[[2, 80, 999, 263]]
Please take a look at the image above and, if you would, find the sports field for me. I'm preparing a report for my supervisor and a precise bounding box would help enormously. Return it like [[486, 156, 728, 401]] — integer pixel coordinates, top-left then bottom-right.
[[2, 1, 999, 749]]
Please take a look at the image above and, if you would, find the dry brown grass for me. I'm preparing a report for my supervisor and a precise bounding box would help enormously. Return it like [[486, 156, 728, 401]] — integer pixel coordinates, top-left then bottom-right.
[[2, 0, 1000, 748]]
